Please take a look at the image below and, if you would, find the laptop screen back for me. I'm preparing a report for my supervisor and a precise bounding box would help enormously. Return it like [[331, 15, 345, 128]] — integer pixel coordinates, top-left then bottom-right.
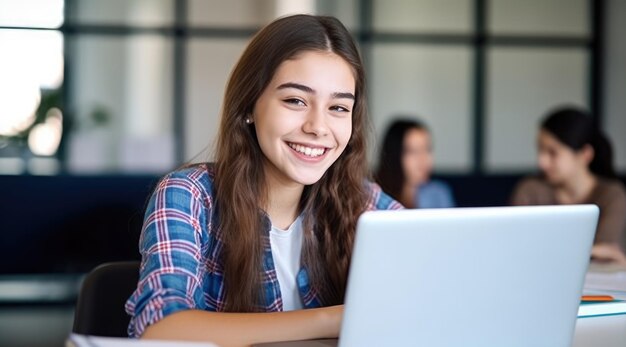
[[340, 205, 598, 347]]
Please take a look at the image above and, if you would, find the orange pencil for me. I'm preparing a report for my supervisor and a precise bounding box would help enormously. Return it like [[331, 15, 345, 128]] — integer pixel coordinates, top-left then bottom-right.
[[581, 295, 614, 302]]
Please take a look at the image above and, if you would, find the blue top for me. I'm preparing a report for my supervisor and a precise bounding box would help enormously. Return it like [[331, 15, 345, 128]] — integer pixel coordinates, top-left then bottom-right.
[[415, 179, 455, 209]]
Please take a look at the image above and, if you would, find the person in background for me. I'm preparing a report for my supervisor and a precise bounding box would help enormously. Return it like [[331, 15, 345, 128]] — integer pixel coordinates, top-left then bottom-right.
[[376, 118, 455, 209], [511, 107, 626, 266], [124, 14, 401, 346]]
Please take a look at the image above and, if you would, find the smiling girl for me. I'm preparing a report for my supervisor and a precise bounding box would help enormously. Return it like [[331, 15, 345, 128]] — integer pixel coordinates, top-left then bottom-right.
[[125, 14, 401, 346]]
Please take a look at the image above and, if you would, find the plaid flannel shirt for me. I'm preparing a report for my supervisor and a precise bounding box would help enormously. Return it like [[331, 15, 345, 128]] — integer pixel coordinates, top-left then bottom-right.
[[125, 164, 402, 337]]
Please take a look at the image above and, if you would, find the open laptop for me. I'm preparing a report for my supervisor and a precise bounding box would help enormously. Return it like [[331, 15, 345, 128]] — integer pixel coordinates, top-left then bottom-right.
[[339, 205, 598, 347]]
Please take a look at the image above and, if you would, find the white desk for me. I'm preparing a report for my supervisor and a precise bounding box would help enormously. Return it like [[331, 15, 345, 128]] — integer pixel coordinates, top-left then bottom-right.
[[256, 315, 626, 347], [257, 314, 626, 347], [67, 313, 626, 347], [573, 263, 626, 347], [573, 314, 626, 347]]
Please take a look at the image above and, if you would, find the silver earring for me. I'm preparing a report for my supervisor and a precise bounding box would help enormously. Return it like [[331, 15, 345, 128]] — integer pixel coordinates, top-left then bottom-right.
[[245, 117, 253, 124]]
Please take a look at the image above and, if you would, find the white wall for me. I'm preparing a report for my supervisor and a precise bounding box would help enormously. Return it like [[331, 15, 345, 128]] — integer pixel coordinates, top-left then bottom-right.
[[63, 0, 626, 175], [68, 35, 175, 173], [68, 1, 175, 173], [488, 0, 588, 36], [185, 39, 247, 162], [370, 44, 473, 172], [485, 48, 588, 172]]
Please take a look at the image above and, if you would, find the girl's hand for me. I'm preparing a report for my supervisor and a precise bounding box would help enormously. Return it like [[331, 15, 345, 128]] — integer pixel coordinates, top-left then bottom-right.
[[591, 243, 626, 266]]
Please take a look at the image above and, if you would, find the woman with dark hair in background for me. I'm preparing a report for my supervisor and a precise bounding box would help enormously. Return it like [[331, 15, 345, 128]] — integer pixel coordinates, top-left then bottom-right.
[[376, 118, 455, 209], [511, 107, 626, 265], [125, 14, 401, 346]]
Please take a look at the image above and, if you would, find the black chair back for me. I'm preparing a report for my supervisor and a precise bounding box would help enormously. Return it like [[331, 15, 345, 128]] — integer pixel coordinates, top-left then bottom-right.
[[73, 261, 140, 337]]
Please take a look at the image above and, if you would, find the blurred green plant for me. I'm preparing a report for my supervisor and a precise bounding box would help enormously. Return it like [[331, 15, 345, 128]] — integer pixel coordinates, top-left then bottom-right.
[[90, 104, 111, 128]]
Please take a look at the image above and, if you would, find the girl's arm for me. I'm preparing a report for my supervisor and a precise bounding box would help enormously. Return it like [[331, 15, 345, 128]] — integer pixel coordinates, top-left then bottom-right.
[[142, 305, 343, 347], [591, 243, 626, 266]]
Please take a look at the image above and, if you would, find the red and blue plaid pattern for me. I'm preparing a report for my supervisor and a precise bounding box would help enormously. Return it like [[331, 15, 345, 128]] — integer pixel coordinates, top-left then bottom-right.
[[125, 164, 401, 337]]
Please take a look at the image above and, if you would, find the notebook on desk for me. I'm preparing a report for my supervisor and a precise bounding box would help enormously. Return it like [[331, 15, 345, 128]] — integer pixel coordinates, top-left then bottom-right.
[[339, 205, 599, 347], [578, 299, 626, 318]]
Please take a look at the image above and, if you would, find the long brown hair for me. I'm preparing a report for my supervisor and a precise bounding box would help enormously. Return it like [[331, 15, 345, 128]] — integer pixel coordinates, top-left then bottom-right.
[[214, 14, 370, 311], [375, 118, 429, 202]]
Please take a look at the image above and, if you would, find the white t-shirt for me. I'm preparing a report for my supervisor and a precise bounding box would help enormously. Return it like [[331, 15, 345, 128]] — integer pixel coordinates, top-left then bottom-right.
[[269, 215, 304, 311]]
